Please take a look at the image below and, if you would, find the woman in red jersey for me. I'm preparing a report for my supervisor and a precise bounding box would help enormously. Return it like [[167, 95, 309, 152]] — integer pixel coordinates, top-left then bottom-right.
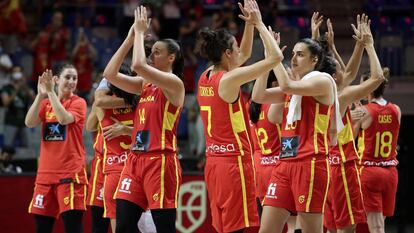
[[196, 0, 283, 232], [25, 66, 87, 233], [354, 67, 401, 233], [320, 16, 385, 233], [252, 28, 340, 232], [103, 6, 185, 233]]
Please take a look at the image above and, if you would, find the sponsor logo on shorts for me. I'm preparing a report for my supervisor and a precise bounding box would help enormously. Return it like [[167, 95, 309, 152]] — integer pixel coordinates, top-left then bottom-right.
[[363, 159, 398, 167], [265, 183, 277, 199], [33, 194, 44, 209], [153, 193, 159, 201], [260, 155, 279, 165], [107, 152, 128, 165], [119, 178, 132, 194], [64, 197, 69, 205], [298, 195, 305, 204], [205, 143, 236, 153]]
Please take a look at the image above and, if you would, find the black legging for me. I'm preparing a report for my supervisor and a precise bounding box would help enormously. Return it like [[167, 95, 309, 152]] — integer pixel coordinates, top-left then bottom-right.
[[35, 210, 83, 233], [91, 206, 110, 233], [116, 199, 177, 233]]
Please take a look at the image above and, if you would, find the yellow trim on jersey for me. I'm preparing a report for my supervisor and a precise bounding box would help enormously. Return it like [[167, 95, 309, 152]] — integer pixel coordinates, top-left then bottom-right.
[[173, 135, 177, 152], [237, 156, 250, 227], [357, 130, 365, 165], [174, 155, 180, 208], [89, 157, 101, 205], [93, 127, 101, 149], [228, 101, 246, 156], [99, 122, 108, 172], [322, 159, 330, 212], [162, 102, 181, 150], [236, 99, 255, 184], [306, 158, 316, 212], [84, 168, 88, 185], [313, 104, 331, 155], [83, 184, 87, 209], [160, 154, 166, 208], [103, 175, 108, 217], [338, 113, 355, 162], [354, 162, 365, 206], [28, 185, 36, 213], [340, 163, 355, 224], [70, 182, 75, 209], [75, 173, 80, 184]]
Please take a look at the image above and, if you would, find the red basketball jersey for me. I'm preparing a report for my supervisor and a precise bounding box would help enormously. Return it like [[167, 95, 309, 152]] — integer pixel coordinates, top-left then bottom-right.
[[197, 70, 253, 157], [37, 95, 87, 184], [101, 107, 135, 173], [329, 108, 359, 165], [252, 104, 281, 158], [280, 95, 332, 161], [358, 102, 400, 166], [130, 83, 181, 155], [93, 129, 103, 158]]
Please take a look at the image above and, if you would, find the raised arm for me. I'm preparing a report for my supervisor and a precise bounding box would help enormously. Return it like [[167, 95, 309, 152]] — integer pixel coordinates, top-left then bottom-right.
[[94, 89, 128, 109], [103, 26, 144, 95], [131, 6, 184, 107], [338, 20, 384, 113], [25, 73, 47, 128], [326, 18, 346, 71], [311, 12, 323, 40], [341, 14, 372, 88], [235, 0, 255, 66], [219, 2, 283, 103]]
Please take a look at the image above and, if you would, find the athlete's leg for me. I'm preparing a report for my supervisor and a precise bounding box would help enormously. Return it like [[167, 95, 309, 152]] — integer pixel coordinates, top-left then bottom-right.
[[90, 206, 110, 233], [367, 212, 385, 233], [257, 197, 263, 218], [287, 216, 297, 233], [151, 208, 176, 233], [110, 219, 116, 233], [116, 199, 144, 233], [297, 212, 323, 233], [61, 210, 84, 233], [259, 206, 290, 233], [34, 214, 55, 233], [337, 224, 356, 233]]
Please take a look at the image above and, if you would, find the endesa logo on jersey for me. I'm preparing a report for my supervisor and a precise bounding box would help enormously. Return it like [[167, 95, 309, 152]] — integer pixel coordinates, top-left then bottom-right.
[[205, 143, 236, 153], [107, 151, 128, 165]]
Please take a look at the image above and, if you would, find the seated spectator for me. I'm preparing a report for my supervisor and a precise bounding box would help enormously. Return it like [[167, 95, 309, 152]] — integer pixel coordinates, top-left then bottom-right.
[[0, 0, 27, 54], [0, 39, 13, 88], [1, 66, 34, 148], [0, 146, 22, 174], [45, 11, 70, 71]]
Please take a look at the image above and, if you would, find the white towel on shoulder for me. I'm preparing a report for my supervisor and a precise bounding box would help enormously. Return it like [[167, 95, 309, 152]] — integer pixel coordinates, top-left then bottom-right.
[[286, 71, 344, 134]]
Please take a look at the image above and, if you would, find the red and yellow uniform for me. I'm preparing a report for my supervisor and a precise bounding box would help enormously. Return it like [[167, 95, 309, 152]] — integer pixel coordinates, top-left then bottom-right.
[[28, 95, 87, 218], [197, 70, 259, 233], [250, 104, 281, 202], [86, 131, 105, 207], [324, 109, 366, 230], [115, 83, 182, 210], [358, 102, 400, 216], [101, 106, 135, 218], [264, 95, 332, 213]]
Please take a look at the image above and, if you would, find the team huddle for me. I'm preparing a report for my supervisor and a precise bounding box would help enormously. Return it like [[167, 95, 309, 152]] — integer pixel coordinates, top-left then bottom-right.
[[25, 1, 400, 233]]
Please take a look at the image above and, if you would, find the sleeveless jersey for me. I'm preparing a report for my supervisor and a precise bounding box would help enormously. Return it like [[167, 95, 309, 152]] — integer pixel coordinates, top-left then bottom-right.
[[101, 106, 135, 173], [93, 129, 104, 158], [197, 70, 252, 157], [329, 108, 359, 165], [131, 83, 181, 155], [251, 104, 281, 165], [280, 95, 332, 161], [358, 102, 400, 166]]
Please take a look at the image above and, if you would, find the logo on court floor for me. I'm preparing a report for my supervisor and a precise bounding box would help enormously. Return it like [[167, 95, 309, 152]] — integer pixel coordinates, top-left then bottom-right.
[[265, 183, 277, 199], [119, 178, 132, 194], [176, 181, 207, 233], [34, 194, 44, 209]]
